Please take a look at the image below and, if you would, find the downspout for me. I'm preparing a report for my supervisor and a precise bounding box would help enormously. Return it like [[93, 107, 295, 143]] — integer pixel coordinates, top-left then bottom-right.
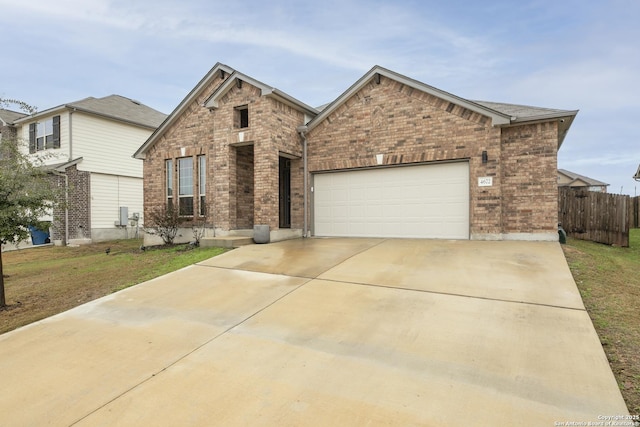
[[296, 125, 309, 238], [68, 109, 75, 160]]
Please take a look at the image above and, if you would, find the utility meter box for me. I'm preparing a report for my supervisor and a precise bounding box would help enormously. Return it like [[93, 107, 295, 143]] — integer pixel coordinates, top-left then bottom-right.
[[119, 207, 128, 226]]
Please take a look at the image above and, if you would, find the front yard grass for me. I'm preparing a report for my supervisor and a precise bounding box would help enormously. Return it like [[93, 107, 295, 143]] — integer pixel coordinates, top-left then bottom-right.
[[563, 229, 640, 414], [0, 239, 227, 335]]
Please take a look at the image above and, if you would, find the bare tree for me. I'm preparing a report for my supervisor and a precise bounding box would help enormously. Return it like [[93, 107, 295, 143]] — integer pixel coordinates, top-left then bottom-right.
[[144, 204, 184, 246]]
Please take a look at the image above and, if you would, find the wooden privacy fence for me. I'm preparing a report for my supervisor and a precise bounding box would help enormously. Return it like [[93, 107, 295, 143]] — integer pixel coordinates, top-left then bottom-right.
[[632, 196, 640, 229], [558, 187, 631, 247]]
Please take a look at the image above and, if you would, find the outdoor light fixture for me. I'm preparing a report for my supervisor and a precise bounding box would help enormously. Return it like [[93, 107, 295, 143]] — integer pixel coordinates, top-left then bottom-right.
[[482, 150, 488, 164], [634, 163, 640, 181]]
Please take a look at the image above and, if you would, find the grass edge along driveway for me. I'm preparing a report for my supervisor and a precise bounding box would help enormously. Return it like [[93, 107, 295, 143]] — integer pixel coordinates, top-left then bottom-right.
[[0, 239, 227, 335], [562, 229, 640, 415]]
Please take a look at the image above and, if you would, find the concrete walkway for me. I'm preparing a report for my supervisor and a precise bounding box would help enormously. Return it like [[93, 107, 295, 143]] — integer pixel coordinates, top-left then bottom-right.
[[0, 238, 628, 426]]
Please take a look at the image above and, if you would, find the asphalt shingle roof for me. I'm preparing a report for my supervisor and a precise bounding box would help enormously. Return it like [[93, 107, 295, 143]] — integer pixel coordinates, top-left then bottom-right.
[[67, 95, 167, 128], [558, 169, 609, 187], [472, 101, 574, 121], [0, 109, 27, 125]]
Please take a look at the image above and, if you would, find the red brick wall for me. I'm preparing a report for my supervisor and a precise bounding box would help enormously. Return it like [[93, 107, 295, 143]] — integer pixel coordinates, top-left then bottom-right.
[[500, 122, 559, 234], [143, 74, 306, 233], [142, 74, 226, 229], [235, 145, 254, 228], [306, 75, 559, 237], [306, 75, 503, 236], [50, 165, 91, 241], [143, 70, 560, 239]]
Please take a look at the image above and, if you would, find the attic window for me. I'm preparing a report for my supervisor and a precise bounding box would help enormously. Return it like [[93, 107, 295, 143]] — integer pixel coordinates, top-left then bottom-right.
[[234, 105, 249, 129]]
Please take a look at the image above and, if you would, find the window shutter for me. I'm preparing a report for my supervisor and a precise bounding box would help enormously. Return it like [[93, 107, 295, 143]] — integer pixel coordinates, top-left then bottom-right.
[[52, 116, 60, 148], [29, 123, 36, 153]]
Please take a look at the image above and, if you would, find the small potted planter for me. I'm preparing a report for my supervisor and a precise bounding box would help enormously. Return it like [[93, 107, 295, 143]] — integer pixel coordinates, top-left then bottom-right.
[[253, 225, 270, 244]]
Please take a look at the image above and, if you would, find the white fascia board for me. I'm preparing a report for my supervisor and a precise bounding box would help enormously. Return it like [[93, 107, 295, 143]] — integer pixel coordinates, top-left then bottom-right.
[[204, 72, 318, 117], [267, 89, 319, 117], [13, 105, 68, 125], [510, 110, 579, 124], [204, 71, 274, 109]]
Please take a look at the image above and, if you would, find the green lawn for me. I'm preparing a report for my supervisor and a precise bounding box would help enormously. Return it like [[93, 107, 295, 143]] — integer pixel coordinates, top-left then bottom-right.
[[563, 229, 640, 414]]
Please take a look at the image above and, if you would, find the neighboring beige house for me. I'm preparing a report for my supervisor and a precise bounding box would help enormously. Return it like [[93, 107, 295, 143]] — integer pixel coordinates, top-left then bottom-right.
[[558, 169, 609, 193], [135, 63, 578, 244], [14, 95, 166, 244]]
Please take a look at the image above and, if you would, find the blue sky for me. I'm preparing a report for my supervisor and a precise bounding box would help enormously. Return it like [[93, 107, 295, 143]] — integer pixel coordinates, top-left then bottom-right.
[[1, 0, 639, 195]]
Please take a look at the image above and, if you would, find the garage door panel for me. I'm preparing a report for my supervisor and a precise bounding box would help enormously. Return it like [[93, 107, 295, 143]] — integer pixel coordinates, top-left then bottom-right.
[[314, 163, 469, 239]]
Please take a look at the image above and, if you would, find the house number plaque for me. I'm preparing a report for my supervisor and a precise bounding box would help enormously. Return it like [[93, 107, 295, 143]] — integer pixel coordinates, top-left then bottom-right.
[[478, 177, 493, 187]]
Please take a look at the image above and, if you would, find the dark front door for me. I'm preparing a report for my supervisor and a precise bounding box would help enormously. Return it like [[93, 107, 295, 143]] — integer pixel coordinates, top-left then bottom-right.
[[279, 157, 291, 228]]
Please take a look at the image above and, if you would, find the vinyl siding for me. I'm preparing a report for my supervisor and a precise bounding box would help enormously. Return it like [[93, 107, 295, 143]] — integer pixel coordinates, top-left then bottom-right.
[[72, 113, 150, 177], [91, 173, 144, 228], [19, 111, 71, 166]]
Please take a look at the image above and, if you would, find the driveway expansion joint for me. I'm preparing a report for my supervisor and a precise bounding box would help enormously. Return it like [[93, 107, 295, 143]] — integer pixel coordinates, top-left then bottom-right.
[[318, 277, 588, 312]]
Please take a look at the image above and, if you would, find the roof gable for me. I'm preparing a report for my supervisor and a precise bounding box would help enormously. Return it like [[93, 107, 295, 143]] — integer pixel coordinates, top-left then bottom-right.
[[135, 64, 319, 159], [134, 62, 235, 159], [305, 65, 513, 132], [204, 71, 318, 116], [305, 66, 578, 147]]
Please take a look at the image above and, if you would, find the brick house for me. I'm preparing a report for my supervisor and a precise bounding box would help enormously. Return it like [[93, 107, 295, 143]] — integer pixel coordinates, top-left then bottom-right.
[[134, 63, 578, 244]]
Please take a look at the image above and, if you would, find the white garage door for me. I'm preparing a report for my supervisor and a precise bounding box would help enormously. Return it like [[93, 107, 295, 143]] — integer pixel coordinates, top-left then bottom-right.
[[313, 162, 469, 239]]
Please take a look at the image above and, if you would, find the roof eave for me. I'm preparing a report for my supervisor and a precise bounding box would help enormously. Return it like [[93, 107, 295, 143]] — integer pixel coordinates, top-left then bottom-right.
[[39, 157, 84, 173], [64, 105, 159, 130], [509, 110, 579, 125], [267, 89, 319, 117], [509, 110, 579, 148], [13, 105, 68, 124]]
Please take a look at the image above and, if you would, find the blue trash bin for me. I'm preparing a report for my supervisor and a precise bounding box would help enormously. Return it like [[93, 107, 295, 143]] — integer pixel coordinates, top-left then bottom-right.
[[29, 226, 50, 245]]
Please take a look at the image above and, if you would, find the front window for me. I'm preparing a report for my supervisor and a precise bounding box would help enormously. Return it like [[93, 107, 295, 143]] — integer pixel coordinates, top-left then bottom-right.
[[166, 159, 173, 209], [29, 116, 60, 153], [36, 120, 54, 150], [198, 155, 206, 216], [178, 157, 194, 216]]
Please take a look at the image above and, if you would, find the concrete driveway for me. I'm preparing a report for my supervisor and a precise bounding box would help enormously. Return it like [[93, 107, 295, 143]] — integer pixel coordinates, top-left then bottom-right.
[[0, 238, 628, 426]]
